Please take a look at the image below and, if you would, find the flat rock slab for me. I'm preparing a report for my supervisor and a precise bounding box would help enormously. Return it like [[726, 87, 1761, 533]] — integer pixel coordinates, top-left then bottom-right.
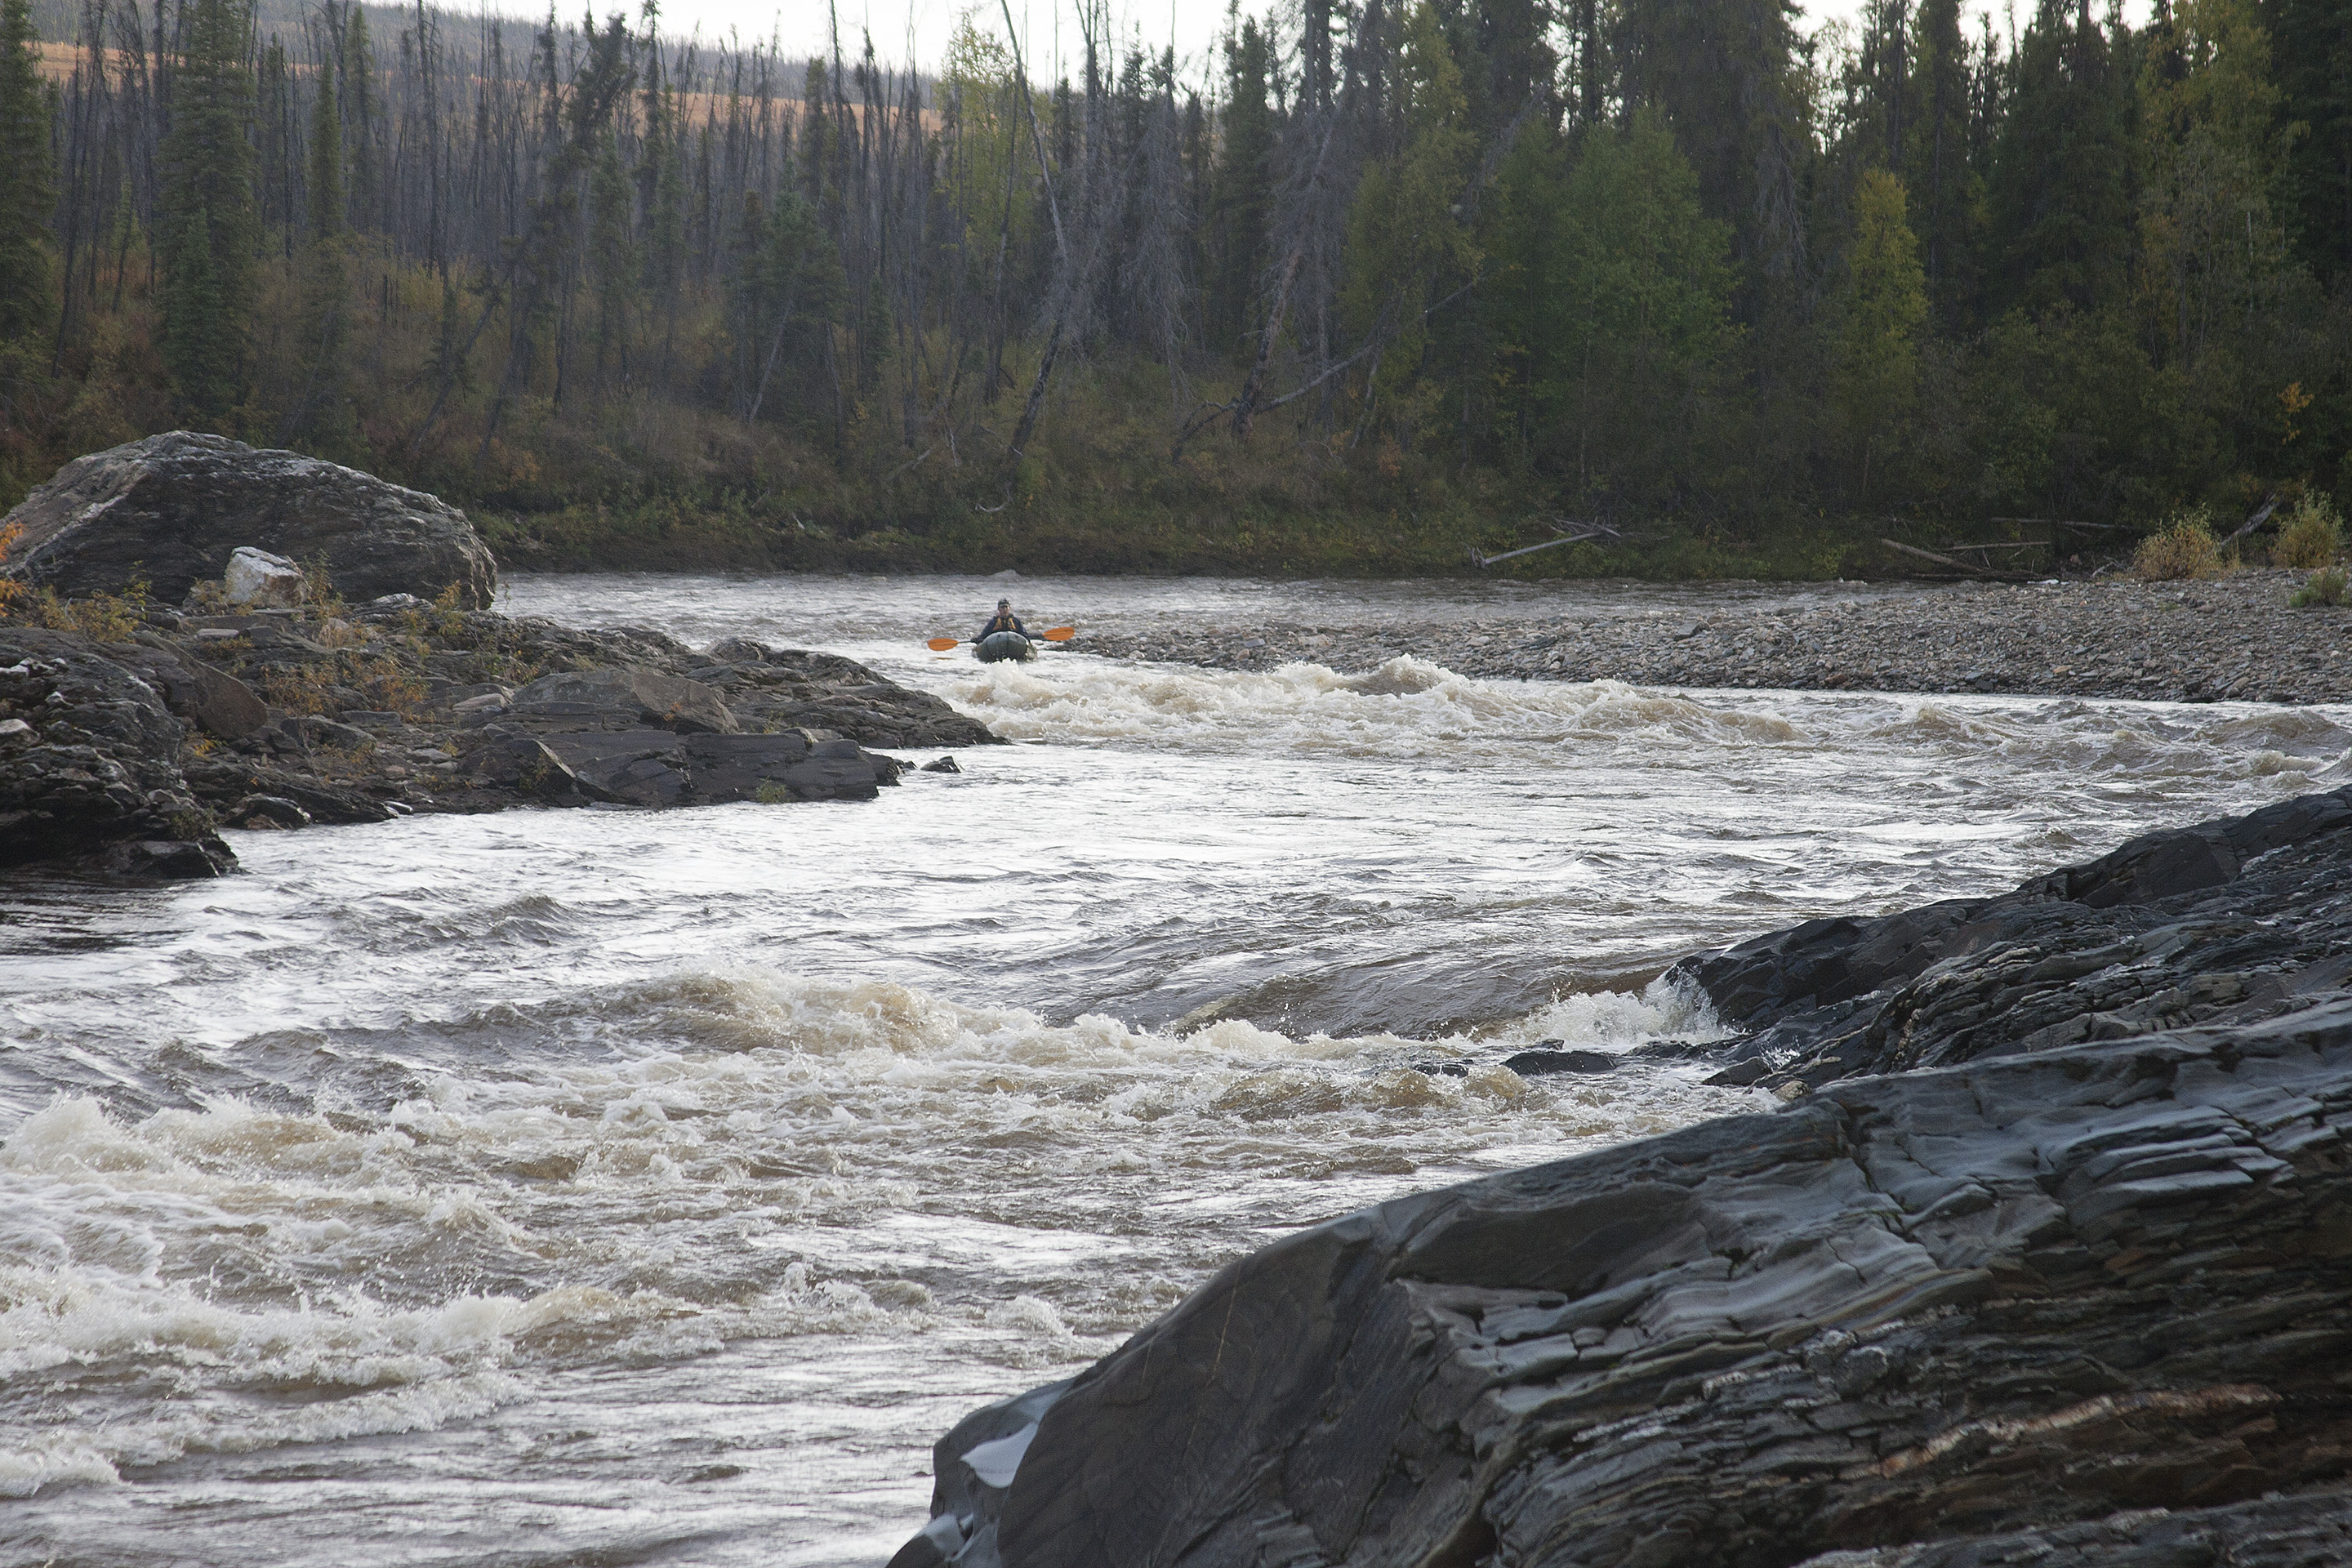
[[0, 431, 497, 607], [534, 726, 893, 806]]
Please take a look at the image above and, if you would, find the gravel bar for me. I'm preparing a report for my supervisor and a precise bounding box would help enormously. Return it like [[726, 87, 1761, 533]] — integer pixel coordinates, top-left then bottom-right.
[[1069, 570, 2352, 704]]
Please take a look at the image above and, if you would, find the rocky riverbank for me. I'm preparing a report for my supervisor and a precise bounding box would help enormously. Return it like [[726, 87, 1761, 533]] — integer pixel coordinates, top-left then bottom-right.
[[896, 785, 2352, 1568], [2, 435, 996, 878], [0, 599, 996, 878], [1076, 571, 2352, 705]]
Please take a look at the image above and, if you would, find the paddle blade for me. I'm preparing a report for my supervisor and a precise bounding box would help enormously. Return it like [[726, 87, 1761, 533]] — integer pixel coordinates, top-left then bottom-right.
[[1039, 626, 1076, 641], [926, 637, 960, 651]]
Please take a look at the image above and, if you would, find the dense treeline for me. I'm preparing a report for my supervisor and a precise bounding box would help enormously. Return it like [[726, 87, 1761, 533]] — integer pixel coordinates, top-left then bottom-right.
[[0, 0, 2346, 574]]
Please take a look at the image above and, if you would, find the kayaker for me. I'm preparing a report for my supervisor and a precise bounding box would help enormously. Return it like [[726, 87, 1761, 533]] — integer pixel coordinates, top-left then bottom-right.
[[976, 599, 1027, 642]]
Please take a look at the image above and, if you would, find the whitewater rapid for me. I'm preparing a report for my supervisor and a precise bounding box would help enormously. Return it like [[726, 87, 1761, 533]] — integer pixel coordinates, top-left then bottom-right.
[[3, 571, 2347, 1566]]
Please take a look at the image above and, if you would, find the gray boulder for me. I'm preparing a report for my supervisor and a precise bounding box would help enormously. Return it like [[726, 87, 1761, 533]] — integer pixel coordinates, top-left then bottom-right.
[[0, 432, 497, 608]]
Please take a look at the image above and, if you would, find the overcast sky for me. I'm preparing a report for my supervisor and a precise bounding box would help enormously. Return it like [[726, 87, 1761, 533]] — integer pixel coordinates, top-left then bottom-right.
[[657, 0, 1889, 87]]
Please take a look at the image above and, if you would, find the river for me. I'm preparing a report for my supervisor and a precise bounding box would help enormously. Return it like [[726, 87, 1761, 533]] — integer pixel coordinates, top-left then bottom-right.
[[4, 572, 2347, 1566]]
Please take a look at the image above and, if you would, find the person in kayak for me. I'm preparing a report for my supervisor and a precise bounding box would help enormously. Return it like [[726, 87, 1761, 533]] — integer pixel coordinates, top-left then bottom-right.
[[976, 599, 1027, 642], [973, 599, 1038, 662]]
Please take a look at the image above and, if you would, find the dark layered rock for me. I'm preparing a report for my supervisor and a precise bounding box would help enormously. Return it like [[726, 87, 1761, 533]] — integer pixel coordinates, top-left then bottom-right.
[[493, 725, 899, 806], [1679, 786, 2352, 1092], [0, 628, 233, 877], [0, 432, 497, 607], [692, 639, 998, 749], [503, 665, 741, 734], [899, 788, 2352, 1568]]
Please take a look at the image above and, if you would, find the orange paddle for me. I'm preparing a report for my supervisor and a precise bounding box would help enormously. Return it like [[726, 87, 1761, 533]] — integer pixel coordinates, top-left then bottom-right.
[[925, 626, 1074, 651]]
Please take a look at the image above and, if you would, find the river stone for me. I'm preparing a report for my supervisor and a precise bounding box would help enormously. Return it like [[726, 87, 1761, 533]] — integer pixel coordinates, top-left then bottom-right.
[[506, 666, 739, 735], [222, 546, 306, 608], [899, 786, 2352, 1568], [0, 432, 498, 608]]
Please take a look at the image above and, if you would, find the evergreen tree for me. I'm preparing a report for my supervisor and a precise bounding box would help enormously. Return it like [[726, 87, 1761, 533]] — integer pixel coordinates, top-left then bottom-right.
[[1206, 18, 1274, 355], [1832, 168, 1929, 498], [345, 7, 380, 233], [1544, 109, 1735, 501], [0, 0, 55, 345], [589, 130, 637, 388], [1987, 0, 2140, 315], [1339, 0, 1481, 443], [2267, 0, 2352, 284], [1905, 0, 1982, 327], [160, 0, 260, 421], [308, 70, 344, 240], [2139, 0, 2290, 371]]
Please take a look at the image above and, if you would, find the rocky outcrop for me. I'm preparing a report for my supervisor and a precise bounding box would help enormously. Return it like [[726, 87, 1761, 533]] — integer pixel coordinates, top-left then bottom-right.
[[2, 597, 995, 874], [1679, 786, 2352, 1094], [898, 788, 2352, 1568], [0, 432, 498, 608], [696, 639, 998, 749], [0, 628, 233, 877]]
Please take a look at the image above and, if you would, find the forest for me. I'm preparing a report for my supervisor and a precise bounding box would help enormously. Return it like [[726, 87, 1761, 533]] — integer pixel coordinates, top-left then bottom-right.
[[0, 0, 2346, 576]]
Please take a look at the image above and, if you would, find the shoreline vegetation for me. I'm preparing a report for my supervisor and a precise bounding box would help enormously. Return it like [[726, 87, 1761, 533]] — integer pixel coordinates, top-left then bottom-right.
[[1, 0, 2347, 585]]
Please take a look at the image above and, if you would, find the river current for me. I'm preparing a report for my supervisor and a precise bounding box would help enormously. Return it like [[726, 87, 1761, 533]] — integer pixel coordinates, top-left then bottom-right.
[[5, 572, 2349, 1566]]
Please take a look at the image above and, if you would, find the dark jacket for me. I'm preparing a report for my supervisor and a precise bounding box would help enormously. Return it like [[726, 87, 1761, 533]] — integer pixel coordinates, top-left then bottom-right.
[[977, 613, 1027, 641]]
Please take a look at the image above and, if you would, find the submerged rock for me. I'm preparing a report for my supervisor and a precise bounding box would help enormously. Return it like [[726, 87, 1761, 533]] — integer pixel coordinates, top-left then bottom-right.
[[0, 431, 498, 607], [901, 786, 2352, 1568]]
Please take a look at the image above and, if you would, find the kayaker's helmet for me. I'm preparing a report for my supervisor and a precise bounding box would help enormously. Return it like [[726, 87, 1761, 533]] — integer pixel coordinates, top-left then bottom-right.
[[997, 599, 1011, 610]]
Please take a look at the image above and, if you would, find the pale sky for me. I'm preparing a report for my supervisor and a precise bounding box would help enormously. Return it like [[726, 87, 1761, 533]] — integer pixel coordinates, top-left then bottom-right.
[[623, 0, 2153, 91], [655, 0, 1887, 91]]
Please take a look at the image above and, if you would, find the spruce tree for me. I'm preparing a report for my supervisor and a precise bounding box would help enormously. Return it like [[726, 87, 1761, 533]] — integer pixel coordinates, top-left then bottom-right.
[[1906, 0, 1983, 327], [345, 7, 379, 231], [1986, 0, 2140, 316], [308, 70, 344, 240], [0, 0, 55, 345], [1205, 20, 1273, 356], [160, 0, 260, 422], [2269, 0, 2352, 284]]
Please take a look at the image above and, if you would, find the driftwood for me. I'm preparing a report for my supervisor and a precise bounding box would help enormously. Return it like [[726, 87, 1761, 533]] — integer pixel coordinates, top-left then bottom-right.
[[2225, 492, 2281, 543], [1468, 522, 1625, 568], [1878, 537, 2034, 580]]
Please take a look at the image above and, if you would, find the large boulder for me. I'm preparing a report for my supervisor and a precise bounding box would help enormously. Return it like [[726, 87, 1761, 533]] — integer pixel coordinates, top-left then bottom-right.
[[896, 787, 2352, 1568], [0, 627, 233, 878], [0, 432, 498, 608]]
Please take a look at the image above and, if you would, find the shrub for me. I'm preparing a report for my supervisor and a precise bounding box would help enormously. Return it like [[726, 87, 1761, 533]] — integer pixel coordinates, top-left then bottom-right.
[[2275, 492, 2344, 569], [7, 582, 147, 639], [2290, 567, 2347, 608], [0, 522, 25, 618], [257, 665, 338, 714], [348, 655, 428, 716], [2132, 508, 2227, 581]]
